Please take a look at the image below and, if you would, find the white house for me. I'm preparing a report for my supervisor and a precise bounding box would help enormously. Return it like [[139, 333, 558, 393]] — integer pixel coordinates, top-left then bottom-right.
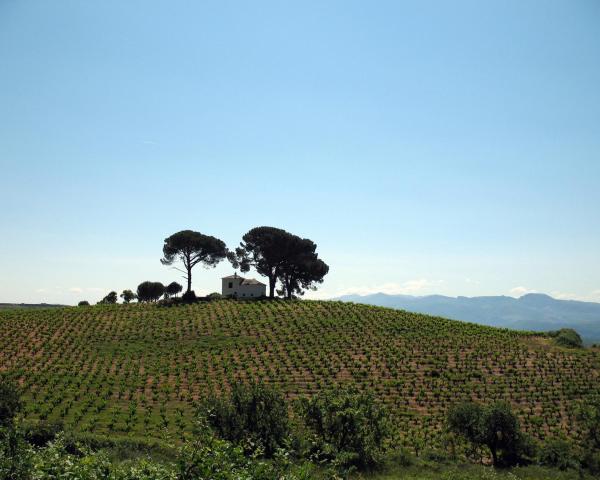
[[221, 273, 266, 298]]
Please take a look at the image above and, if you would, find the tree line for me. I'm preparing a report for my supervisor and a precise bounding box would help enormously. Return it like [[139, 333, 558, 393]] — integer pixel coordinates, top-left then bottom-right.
[[81, 226, 329, 305]]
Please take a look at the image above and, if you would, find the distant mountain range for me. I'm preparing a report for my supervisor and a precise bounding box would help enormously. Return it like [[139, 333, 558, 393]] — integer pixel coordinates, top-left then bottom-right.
[[335, 293, 600, 344], [0, 303, 66, 309]]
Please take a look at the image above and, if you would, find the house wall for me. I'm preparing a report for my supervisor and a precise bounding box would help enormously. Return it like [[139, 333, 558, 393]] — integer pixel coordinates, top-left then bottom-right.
[[221, 278, 242, 296], [236, 283, 266, 298], [221, 279, 266, 298]]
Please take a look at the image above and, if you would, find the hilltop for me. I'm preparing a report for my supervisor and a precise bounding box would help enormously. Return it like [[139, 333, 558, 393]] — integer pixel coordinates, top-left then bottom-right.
[[0, 300, 598, 447], [337, 292, 600, 343]]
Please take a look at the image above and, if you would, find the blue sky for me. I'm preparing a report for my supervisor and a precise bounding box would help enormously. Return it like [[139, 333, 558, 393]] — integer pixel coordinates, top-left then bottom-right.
[[1, 0, 599, 304]]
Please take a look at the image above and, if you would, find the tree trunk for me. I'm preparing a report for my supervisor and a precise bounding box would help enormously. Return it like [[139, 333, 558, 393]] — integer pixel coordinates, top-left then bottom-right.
[[490, 446, 498, 467], [186, 267, 192, 293], [269, 275, 275, 298]]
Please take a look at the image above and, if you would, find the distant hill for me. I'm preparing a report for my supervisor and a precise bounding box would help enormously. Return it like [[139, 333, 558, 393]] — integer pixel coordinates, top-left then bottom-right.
[[336, 292, 600, 343], [0, 303, 67, 309]]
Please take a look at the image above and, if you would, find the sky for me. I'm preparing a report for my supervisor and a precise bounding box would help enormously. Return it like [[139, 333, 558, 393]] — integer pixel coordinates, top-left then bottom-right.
[[1, 0, 599, 305]]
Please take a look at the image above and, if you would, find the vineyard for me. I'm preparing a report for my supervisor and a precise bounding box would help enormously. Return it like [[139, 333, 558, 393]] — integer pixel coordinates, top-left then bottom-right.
[[0, 300, 598, 449]]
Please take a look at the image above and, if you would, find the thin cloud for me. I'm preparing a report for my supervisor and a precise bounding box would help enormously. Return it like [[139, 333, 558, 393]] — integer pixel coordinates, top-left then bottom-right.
[[327, 279, 444, 298], [509, 286, 537, 297]]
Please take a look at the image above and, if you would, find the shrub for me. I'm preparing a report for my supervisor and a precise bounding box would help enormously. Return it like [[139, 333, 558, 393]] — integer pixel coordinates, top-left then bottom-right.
[[577, 397, 600, 474], [298, 387, 389, 469], [553, 328, 583, 348], [577, 397, 600, 450], [165, 282, 183, 298], [0, 376, 22, 429], [388, 447, 414, 467], [98, 291, 118, 305], [77, 300, 90, 306], [447, 401, 533, 467], [181, 290, 197, 303], [0, 378, 29, 480], [137, 281, 165, 303], [0, 426, 32, 480], [120, 289, 137, 304], [22, 421, 63, 447], [201, 382, 289, 457], [539, 437, 577, 470], [583, 449, 600, 475]]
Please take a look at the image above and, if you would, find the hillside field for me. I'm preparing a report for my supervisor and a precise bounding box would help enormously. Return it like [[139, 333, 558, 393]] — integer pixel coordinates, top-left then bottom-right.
[[0, 300, 598, 449]]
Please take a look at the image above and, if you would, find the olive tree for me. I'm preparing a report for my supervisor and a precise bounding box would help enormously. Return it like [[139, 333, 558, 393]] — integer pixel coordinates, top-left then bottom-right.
[[447, 401, 534, 466]]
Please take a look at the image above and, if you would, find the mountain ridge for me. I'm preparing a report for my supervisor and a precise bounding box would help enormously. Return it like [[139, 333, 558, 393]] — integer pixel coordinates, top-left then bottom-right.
[[335, 292, 600, 343]]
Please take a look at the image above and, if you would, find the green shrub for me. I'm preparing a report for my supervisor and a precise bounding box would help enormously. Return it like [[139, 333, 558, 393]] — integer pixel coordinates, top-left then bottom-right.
[[577, 396, 600, 474], [0, 376, 22, 428], [0, 426, 32, 480], [181, 290, 197, 303], [552, 328, 583, 348], [388, 447, 414, 467], [179, 420, 316, 480], [447, 401, 534, 467], [539, 437, 577, 470], [22, 420, 63, 447], [201, 382, 289, 457], [583, 449, 600, 475], [298, 387, 389, 469]]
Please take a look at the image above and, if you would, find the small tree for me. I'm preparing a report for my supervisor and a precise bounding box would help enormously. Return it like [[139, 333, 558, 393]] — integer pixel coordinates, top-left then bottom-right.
[[299, 387, 389, 469], [579, 397, 600, 450], [447, 401, 532, 467], [77, 301, 90, 307], [166, 282, 183, 298], [136, 281, 165, 303], [98, 291, 118, 305], [578, 396, 600, 473], [0, 377, 29, 479], [120, 290, 136, 304], [161, 230, 227, 294], [554, 328, 583, 348], [539, 437, 577, 470], [201, 382, 289, 457], [0, 376, 22, 429]]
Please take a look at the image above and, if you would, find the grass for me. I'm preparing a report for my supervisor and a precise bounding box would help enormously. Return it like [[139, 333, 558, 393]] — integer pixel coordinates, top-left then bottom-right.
[[362, 464, 591, 480]]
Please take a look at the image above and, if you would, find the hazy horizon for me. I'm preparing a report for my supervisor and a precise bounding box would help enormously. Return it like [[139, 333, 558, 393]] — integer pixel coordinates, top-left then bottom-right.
[[1, 1, 599, 305]]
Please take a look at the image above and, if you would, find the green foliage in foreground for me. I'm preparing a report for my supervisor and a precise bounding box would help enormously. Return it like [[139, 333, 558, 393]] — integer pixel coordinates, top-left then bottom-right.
[[447, 401, 535, 467], [0, 376, 22, 429], [201, 381, 290, 457], [299, 387, 389, 470], [1, 429, 321, 480]]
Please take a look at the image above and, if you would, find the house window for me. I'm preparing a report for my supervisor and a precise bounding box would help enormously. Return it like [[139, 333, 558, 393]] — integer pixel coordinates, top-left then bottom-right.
[[250, 293, 254, 297], [228, 282, 233, 288], [243, 293, 246, 297]]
